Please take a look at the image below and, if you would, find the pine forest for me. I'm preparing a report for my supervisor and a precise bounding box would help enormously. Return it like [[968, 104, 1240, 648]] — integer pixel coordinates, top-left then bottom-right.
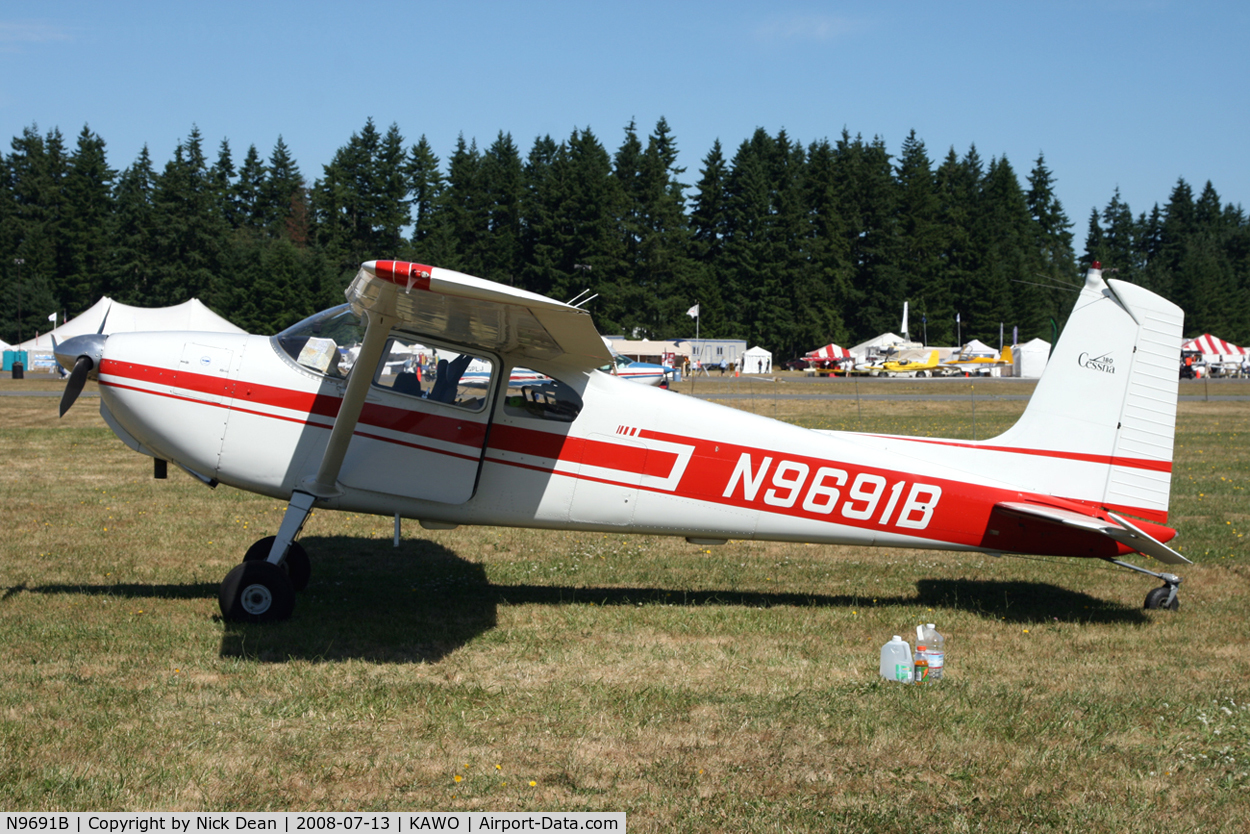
[[2, 118, 1248, 358]]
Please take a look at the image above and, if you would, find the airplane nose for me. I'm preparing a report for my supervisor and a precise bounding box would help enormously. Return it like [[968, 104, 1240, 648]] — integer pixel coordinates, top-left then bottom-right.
[[55, 333, 109, 416]]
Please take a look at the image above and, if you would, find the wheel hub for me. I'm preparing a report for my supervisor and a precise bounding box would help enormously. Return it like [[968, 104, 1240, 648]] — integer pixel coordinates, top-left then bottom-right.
[[240, 583, 273, 615]]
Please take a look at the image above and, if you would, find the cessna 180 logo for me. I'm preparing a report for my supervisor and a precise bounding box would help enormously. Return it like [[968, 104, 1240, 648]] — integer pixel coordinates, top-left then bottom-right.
[[1078, 351, 1116, 374]]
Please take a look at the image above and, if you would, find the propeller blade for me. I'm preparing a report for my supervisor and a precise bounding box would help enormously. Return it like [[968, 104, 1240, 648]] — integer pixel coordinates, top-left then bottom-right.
[[59, 356, 93, 417]]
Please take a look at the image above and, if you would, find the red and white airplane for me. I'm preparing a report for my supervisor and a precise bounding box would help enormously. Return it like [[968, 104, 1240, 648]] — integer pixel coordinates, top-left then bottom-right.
[[55, 260, 1189, 622]]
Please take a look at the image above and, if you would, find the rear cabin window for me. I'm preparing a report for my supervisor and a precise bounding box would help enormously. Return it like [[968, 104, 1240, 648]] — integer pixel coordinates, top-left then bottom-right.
[[372, 335, 493, 412], [502, 372, 583, 422]]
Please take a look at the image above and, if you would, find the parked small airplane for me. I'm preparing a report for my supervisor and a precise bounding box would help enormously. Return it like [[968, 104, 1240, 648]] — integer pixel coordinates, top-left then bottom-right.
[[870, 349, 942, 378], [601, 341, 670, 386], [55, 260, 1188, 623], [942, 344, 1014, 375]]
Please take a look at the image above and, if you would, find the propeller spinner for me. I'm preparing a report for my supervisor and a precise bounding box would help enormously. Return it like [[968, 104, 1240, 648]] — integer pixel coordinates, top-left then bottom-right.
[[54, 333, 108, 416]]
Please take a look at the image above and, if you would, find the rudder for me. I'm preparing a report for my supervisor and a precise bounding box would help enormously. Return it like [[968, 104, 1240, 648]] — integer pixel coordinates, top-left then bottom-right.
[[993, 265, 1183, 520]]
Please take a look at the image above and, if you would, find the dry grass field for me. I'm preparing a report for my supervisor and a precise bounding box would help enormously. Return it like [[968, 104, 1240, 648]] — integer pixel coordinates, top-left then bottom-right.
[[1, 373, 1248, 831]]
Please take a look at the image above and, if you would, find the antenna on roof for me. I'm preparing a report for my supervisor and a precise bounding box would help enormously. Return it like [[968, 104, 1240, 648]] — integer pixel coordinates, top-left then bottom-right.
[[572, 293, 599, 309], [566, 288, 592, 306]]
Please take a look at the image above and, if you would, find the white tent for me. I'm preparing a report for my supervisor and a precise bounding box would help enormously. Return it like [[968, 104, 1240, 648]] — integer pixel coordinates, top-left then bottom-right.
[[1012, 338, 1051, 379], [955, 339, 998, 359], [743, 346, 772, 374], [16, 296, 245, 351], [849, 332, 922, 360]]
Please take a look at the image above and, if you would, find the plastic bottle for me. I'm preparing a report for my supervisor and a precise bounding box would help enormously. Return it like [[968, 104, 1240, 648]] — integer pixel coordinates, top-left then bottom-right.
[[913, 644, 929, 684], [879, 636, 913, 683], [917, 623, 945, 681]]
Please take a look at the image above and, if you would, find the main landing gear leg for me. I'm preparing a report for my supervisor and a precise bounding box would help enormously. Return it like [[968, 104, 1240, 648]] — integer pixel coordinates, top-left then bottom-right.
[[1104, 558, 1183, 611], [219, 491, 317, 622]]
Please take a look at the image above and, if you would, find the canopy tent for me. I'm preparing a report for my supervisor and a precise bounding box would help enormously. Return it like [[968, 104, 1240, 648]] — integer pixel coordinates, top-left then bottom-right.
[[805, 343, 851, 361], [848, 332, 922, 360], [16, 296, 246, 351], [1182, 333, 1247, 361], [1012, 338, 1051, 379], [1183, 333, 1248, 377], [954, 339, 999, 359], [742, 345, 772, 374]]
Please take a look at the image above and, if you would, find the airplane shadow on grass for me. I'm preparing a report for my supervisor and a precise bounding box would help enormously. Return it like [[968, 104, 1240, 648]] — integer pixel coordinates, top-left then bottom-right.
[[8, 535, 1148, 663]]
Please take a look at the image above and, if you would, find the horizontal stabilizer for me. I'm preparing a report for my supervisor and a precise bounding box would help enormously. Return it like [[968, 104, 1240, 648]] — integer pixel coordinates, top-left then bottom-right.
[[994, 502, 1191, 565]]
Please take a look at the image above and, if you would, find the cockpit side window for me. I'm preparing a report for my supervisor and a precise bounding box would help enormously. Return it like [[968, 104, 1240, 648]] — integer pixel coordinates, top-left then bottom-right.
[[372, 334, 492, 412], [502, 371, 583, 422]]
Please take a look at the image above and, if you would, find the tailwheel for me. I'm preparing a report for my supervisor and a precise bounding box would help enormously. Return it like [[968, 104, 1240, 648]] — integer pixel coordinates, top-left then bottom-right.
[[219, 560, 296, 623], [1105, 559, 1182, 613], [1144, 585, 1180, 611], [243, 536, 311, 592]]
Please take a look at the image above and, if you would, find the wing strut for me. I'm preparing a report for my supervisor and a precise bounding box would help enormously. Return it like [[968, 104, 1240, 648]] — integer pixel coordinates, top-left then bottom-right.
[[265, 308, 398, 565]]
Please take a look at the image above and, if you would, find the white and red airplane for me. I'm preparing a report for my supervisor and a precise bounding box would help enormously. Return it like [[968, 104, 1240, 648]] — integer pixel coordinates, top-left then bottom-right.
[[55, 260, 1189, 622]]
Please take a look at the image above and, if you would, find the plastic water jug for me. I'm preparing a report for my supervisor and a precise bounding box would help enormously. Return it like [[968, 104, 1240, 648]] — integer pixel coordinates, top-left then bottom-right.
[[879, 636, 913, 683], [917, 623, 945, 681]]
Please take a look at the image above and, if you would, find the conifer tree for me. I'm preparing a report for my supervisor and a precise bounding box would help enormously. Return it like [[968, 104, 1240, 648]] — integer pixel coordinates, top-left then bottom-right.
[[894, 130, 945, 344], [801, 138, 851, 347], [433, 133, 485, 275], [148, 127, 229, 307], [312, 118, 393, 275], [685, 139, 730, 335], [104, 146, 157, 306], [934, 146, 985, 345], [61, 126, 116, 311], [1155, 178, 1196, 317], [406, 135, 444, 257], [720, 129, 777, 341], [1024, 153, 1076, 337], [373, 123, 411, 255], [617, 118, 694, 338], [261, 136, 306, 240], [208, 139, 237, 229], [833, 130, 899, 341], [233, 145, 266, 231], [4, 126, 68, 324], [479, 131, 524, 284], [970, 155, 1030, 345], [517, 134, 562, 298]]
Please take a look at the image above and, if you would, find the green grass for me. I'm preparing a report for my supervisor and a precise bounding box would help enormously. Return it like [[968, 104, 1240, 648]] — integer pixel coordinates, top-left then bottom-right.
[[1, 376, 1248, 831]]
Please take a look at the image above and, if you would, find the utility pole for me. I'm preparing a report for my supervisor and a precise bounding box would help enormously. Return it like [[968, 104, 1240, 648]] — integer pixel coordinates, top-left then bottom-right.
[[13, 258, 24, 345]]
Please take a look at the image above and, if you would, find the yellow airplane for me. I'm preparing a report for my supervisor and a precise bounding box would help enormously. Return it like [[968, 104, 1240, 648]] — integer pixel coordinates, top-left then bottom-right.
[[942, 345, 1013, 375], [871, 349, 942, 377]]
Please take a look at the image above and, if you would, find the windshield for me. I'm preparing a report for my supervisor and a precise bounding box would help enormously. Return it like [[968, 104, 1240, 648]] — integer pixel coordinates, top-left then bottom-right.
[[273, 304, 365, 378]]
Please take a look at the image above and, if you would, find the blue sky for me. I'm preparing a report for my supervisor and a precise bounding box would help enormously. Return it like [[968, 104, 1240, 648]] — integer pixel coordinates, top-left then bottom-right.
[[3, 1, 1247, 240]]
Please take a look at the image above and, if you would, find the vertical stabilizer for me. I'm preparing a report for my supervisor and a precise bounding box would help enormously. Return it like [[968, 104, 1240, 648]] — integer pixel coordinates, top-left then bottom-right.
[[992, 266, 1183, 519]]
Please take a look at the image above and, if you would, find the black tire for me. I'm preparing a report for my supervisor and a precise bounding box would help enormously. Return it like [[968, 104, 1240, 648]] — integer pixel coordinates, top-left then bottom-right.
[[243, 536, 311, 592], [219, 560, 296, 623], [916, 370, 928, 378], [1144, 586, 1179, 611]]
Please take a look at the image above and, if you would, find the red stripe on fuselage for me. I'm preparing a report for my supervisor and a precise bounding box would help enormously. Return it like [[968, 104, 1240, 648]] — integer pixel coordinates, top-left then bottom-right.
[[486, 424, 679, 480], [100, 359, 485, 448], [863, 434, 1173, 474]]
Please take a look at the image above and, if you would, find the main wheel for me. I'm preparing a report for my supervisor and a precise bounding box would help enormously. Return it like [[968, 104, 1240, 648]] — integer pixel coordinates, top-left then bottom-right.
[[219, 560, 296, 623], [243, 536, 311, 592], [1144, 586, 1179, 611]]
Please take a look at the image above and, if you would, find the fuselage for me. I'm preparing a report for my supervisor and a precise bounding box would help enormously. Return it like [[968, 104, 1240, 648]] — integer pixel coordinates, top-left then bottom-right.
[[91, 320, 1169, 561]]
